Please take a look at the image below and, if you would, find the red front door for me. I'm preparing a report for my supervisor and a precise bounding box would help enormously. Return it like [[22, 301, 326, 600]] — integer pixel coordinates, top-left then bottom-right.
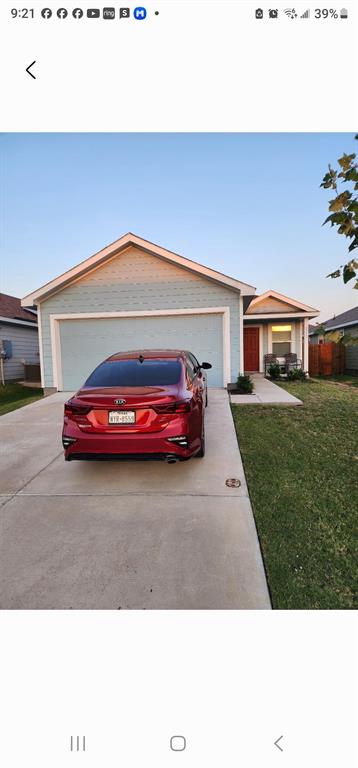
[[244, 327, 259, 371]]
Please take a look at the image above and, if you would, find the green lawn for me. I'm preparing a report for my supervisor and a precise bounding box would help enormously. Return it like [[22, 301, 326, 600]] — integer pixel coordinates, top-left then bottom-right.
[[313, 374, 358, 388], [0, 383, 43, 416], [231, 380, 358, 609]]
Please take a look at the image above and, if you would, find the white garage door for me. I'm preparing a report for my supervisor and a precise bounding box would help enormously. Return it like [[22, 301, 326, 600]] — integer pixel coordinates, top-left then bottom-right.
[[58, 313, 224, 390]]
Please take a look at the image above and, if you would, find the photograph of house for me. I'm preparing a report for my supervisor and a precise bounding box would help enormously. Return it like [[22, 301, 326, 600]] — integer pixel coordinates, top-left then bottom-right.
[[1, 132, 356, 613]]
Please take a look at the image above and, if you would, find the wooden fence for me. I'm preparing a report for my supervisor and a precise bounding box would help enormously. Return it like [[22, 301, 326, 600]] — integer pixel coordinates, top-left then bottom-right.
[[309, 342, 345, 376]]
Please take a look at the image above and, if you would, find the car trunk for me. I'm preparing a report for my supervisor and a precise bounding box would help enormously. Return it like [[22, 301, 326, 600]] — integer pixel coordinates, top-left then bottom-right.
[[67, 385, 185, 434], [75, 384, 181, 406]]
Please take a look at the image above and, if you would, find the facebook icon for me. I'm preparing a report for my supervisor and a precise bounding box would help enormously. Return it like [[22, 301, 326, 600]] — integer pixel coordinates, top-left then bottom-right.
[[134, 6, 147, 19]]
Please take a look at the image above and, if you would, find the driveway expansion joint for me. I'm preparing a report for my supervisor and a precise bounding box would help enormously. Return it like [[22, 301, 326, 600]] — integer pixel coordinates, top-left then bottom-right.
[[0, 451, 63, 509]]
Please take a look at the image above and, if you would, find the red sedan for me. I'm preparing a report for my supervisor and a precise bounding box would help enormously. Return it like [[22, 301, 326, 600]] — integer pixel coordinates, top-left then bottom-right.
[[62, 349, 212, 463]]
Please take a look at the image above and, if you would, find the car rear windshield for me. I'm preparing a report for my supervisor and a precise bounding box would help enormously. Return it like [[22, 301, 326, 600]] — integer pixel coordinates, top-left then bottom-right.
[[84, 359, 182, 387]]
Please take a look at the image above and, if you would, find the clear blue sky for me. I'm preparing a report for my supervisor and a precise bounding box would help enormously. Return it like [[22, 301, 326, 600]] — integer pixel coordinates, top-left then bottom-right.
[[1, 133, 357, 321]]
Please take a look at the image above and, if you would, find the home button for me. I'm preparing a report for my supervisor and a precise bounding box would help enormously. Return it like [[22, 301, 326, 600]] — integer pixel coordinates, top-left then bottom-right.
[[170, 735, 186, 751]]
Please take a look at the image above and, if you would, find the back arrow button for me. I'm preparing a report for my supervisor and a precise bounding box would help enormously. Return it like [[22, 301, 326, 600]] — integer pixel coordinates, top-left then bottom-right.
[[274, 735, 284, 752], [26, 61, 36, 79]]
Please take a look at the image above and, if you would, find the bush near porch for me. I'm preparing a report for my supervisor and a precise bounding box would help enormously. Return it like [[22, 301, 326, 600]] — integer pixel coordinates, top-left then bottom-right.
[[231, 380, 358, 609]]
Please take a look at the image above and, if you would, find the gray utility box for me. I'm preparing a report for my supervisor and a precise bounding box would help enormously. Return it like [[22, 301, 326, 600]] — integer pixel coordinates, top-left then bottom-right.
[[0, 340, 13, 359]]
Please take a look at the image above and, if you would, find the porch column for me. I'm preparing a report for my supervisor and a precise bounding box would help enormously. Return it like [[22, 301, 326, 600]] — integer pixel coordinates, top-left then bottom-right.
[[239, 296, 244, 374], [303, 317, 309, 373]]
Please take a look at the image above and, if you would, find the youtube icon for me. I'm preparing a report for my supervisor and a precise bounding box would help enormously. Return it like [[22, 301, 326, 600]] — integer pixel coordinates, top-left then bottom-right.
[[87, 8, 100, 17]]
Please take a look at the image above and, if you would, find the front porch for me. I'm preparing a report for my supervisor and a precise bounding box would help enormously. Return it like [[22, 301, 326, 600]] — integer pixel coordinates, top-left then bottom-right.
[[242, 290, 319, 374]]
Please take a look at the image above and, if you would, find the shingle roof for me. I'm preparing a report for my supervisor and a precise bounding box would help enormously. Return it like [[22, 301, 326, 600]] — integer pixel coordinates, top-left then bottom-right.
[[324, 305, 358, 330], [0, 293, 38, 324]]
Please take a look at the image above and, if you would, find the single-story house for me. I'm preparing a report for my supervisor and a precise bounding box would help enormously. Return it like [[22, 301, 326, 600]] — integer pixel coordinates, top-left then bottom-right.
[[21, 233, 319, 393], [309, 305, 358, 373], [0, 292, 39, 382]]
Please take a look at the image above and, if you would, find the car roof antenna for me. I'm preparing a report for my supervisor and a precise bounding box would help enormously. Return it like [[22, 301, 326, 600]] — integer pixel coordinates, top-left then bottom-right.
[[138, 354, 145, 364]]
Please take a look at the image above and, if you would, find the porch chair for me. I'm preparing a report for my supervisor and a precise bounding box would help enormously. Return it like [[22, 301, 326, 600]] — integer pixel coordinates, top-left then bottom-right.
[[264, 353, 278, 374], [284, 352, 301, 372]]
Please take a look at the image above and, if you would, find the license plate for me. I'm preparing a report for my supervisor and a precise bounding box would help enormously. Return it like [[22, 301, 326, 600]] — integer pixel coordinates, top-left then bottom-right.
[[108, 410, 135, 424]]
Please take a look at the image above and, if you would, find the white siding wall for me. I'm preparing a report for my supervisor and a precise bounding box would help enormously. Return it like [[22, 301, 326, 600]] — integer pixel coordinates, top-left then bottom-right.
[[39, 247, 242, 388], [0, 323, 39, 382]]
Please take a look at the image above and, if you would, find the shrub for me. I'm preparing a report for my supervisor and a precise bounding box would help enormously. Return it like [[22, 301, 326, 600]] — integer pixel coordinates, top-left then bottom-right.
[[267, 363, 281, 380], [286, 367, 307, 382], [236, 374, 254, 394]]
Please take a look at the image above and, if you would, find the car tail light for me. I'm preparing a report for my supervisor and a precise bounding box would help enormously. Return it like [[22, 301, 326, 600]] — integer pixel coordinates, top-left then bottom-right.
[[64, 402, 92, 416], [153, 400, 191, 414]]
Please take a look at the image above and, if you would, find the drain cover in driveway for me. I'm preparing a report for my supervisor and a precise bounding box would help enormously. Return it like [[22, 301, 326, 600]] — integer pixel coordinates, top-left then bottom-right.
[[225, 478, 241, 488]]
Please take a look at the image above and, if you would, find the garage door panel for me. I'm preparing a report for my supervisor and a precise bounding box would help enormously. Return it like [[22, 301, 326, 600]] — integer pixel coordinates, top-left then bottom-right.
[[59, 314, 224, 390]]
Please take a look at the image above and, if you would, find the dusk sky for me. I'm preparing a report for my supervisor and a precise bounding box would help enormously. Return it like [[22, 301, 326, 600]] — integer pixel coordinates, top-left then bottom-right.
[[2, 132, 357, 321]]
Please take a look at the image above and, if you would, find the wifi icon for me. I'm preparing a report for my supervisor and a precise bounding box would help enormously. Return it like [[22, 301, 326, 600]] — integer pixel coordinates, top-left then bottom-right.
[[284, 7, 298, 17]]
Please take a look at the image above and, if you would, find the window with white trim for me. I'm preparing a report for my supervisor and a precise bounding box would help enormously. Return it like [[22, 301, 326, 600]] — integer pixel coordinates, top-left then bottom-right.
[[272, 324, 292, 356]]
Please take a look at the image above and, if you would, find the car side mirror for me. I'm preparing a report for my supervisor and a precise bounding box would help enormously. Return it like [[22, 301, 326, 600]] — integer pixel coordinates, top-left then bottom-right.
[[201, 362, 212, 370]]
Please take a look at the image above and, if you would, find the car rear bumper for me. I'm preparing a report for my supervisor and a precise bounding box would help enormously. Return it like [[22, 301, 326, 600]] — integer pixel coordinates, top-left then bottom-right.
[[62, 428, 200, 461]]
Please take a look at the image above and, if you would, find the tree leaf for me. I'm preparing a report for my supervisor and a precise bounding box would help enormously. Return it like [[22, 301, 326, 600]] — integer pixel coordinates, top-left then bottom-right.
[[343, 264, 356, 283], [338, 153, 356, 171], [328, 191, 352, 212]]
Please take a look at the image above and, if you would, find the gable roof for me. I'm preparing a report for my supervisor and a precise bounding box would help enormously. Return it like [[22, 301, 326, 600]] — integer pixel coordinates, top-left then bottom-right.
[[324, 305, 358, 331], [0, 292, 38, 325], [21, 233, 256, 306], [246, 290, 319, 315]]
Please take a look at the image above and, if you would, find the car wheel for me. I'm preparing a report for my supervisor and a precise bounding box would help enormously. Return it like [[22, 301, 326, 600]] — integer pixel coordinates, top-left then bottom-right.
[[195, 423, 205, 458]]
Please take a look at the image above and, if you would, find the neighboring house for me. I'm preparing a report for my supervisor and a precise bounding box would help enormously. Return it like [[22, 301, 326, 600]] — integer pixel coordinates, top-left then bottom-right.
[[21, 233, 319, 393], [0, 292, 39, 382], [309, 305, 358, 373], [309, 323, 325, 343]]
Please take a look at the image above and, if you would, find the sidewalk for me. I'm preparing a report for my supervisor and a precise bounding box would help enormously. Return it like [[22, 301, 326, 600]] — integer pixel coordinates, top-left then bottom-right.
[[230, 375, 303, 405]]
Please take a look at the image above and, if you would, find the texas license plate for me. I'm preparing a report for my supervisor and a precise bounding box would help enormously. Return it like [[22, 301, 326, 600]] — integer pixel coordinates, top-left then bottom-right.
[[108, 410, 135, 424]]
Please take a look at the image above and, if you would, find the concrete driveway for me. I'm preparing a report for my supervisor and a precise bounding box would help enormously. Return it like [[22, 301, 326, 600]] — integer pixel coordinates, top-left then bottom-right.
[[0, 390, 271, 609]]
